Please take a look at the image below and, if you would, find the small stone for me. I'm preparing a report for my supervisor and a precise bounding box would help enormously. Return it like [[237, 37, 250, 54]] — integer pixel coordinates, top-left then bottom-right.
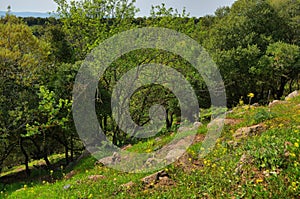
[[251, 103, 259, 107], [88, 175, 106, 181], [193, 122, 203, 129], [64, 170, 76, 180], [122, 144, 132, 150], [63, 184, 71, 190], [144, 158, 162, 167]]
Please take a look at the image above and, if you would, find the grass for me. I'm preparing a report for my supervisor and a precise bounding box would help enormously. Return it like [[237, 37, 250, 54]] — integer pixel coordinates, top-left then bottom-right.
[[1, 95, 300, 198]]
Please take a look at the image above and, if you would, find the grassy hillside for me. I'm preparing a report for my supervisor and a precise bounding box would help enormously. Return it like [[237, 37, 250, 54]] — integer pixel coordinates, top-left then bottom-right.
[[1, 94, 300, 198]]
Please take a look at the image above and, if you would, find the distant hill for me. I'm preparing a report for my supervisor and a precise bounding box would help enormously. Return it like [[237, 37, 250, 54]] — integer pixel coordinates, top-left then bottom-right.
[[0, 11, 55, 18]]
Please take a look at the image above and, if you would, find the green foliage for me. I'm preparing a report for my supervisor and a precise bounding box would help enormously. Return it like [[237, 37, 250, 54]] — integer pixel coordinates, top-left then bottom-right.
[[25, 86, 72, 138], [253, 108, 275, 124], [1, 0, 300, 197]]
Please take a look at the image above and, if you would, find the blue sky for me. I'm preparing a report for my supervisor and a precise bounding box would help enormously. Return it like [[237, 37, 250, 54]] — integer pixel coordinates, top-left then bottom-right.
[[0, 0, 236, 17]]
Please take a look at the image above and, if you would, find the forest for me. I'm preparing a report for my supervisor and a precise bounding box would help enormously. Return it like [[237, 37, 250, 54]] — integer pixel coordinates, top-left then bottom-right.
[[0, 0, 300, 197]]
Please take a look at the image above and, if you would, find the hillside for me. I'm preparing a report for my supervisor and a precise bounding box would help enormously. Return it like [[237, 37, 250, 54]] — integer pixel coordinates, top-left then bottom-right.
[[1, 91, 299, 198]]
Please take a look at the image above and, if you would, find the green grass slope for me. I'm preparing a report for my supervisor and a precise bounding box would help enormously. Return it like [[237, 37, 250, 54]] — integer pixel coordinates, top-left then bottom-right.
[[2, 95, 300, 198]]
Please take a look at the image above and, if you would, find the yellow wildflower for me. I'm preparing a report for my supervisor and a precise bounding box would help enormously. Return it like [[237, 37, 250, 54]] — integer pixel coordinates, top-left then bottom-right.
[[290, 153, 296, 158], [248, 93, 255, 98]]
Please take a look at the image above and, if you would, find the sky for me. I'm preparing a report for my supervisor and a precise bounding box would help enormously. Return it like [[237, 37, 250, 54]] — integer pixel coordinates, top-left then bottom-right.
[[0, 0, 236, 17]]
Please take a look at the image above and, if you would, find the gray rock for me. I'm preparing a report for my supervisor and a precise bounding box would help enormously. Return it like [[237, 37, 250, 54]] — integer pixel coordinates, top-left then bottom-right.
[[268, 100, 282, 107], [144, 157, 163, 167], [63, 184, 71, 190], [165, 149, 186, 162], [193, 122, 203, 129], [95, 152, 121, 166], [285, 90, 299, 100], [251, 103, 260, 107]]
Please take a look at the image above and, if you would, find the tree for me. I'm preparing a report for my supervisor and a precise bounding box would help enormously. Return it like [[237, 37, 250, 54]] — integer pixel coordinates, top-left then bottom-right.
[[0, 14, 51, 174], [25, 86, 73, 166], [203, 0, 297, 105], [255, 42, 300, 99], [54, 0, 139, 60]]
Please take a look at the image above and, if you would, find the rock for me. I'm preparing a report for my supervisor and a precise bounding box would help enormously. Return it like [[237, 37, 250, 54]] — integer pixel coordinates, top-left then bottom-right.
[[285, 90, 299, 100], [207, 118, 224, 130], [193, 122, 203, 129], [177, 126, 191, 133], [224, 119, 243, 126], [141, 170, 169, 185], [121, 144, 132, 151], [166, 149, 186, 162], [88, 175, 106, 181], [121, 181, 135, 189], [63, 184, 71, 190], [251, 103, 260, 107], [234, 154, 253, 175], [144, 158, 163, 167], [64, 170, 76, 180], [95, 152, 121, 166], [177, 122, 203, 133], [233, 124, 266, 140], [268, 100, 282, 107]]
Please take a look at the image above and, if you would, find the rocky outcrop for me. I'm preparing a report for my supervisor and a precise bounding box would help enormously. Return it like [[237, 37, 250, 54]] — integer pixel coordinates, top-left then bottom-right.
[[233, 124, 266, 140]]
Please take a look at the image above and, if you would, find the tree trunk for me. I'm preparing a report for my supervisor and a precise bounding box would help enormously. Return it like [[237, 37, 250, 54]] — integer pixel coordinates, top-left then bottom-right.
[[43, 154, 51, 167], [289, 79, 294, 93], [70, 134, 74, 161], [65, 145, 69, 164], [277, 77, 287, 99], [20, 138, 30, 176], [166, 110, 173, 129]]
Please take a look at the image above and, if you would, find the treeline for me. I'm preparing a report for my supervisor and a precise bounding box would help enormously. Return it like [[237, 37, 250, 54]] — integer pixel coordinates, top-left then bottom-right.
[[0, 0, 299, 175]]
